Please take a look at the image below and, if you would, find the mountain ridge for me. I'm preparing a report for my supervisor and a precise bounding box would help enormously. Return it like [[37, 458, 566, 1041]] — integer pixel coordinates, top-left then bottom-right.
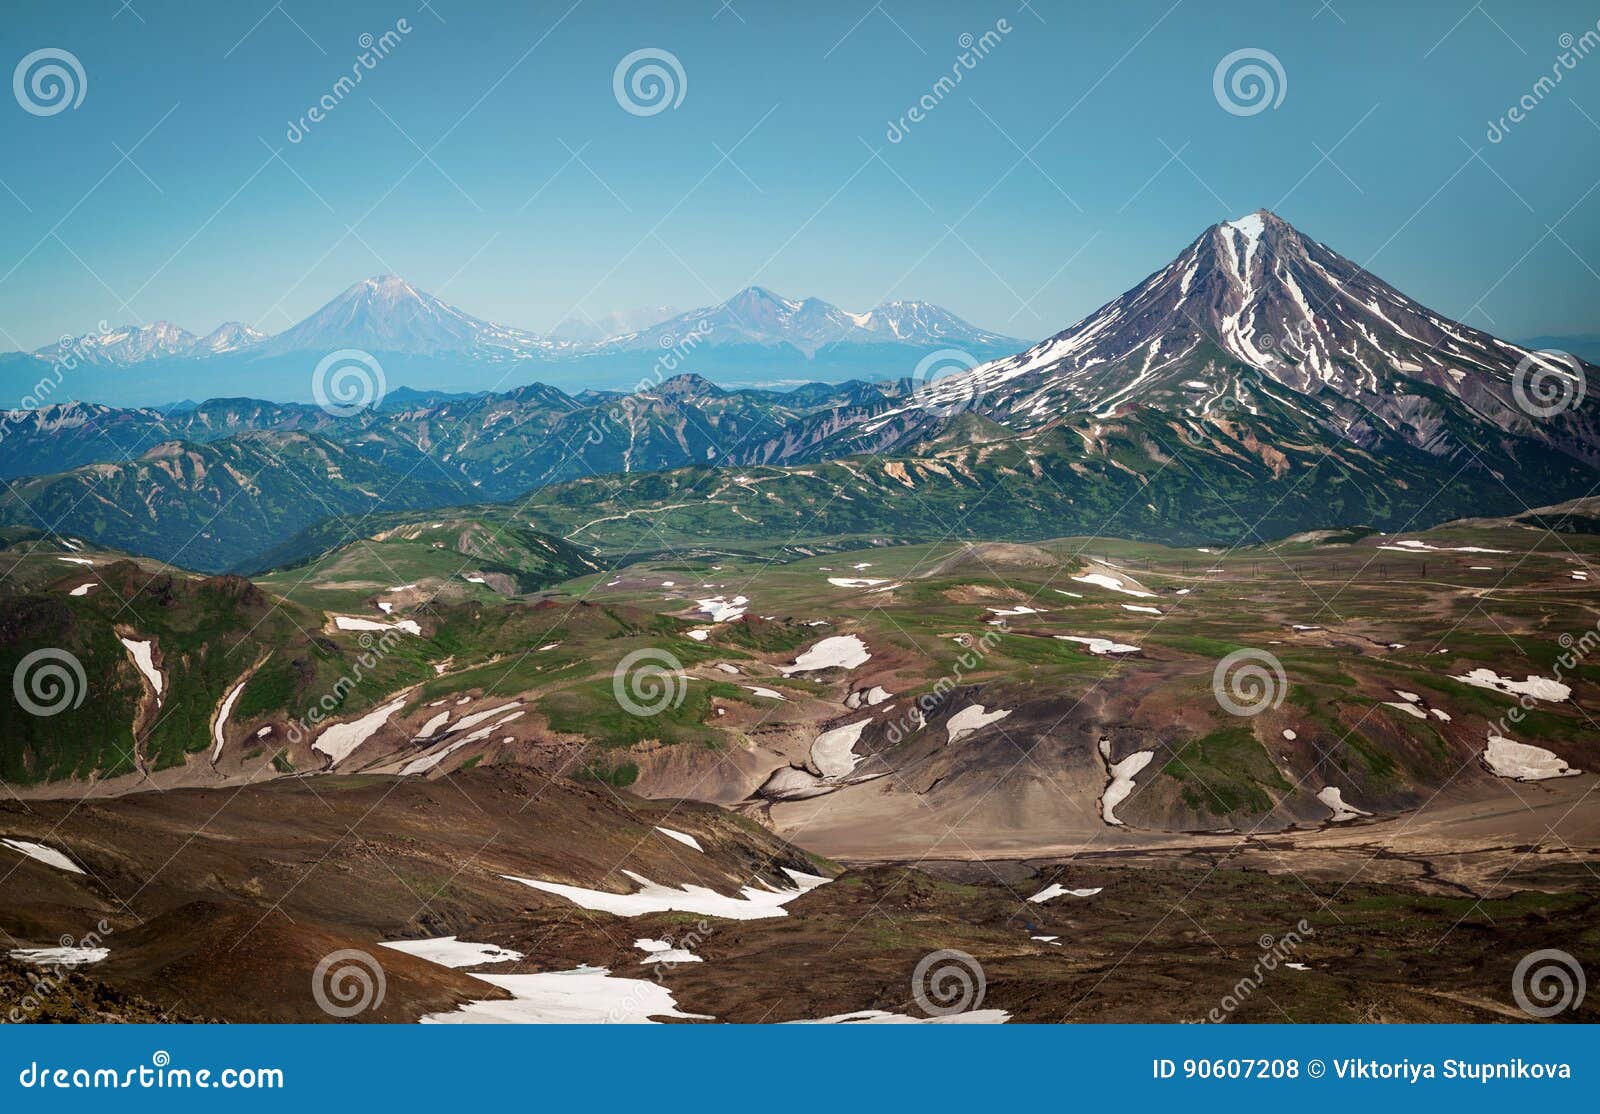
[[2, 277, 1022, 405], [3, 210, 1594, 571]]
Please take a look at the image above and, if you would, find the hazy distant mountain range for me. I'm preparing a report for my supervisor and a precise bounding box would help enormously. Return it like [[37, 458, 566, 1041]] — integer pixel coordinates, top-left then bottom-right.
[[0, 210, 1593, 572], [0, 276, 1023, 407]]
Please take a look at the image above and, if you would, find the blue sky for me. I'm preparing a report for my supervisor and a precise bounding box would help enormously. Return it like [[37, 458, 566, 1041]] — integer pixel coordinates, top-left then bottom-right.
[[0, 0, 1597, 352]]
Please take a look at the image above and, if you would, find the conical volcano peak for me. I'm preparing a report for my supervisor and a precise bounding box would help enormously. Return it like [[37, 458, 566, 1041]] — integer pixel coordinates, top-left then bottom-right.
[[258, 274, 553, 358], [1207, 209, 1304, 261], [355, 273, 424, 300], [866, 209, 1592, 468], [1219, 208, 1292, 232]]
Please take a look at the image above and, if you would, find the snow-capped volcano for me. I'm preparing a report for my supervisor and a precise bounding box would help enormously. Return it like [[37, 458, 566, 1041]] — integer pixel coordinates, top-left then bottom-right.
[[39, 319, 268, 366], [884, 209, 1595, 462], [601, 286, 1020, 356], [42, 321, 199, 366], [190, 322, 267, 357], [258, 274, 562, 359]]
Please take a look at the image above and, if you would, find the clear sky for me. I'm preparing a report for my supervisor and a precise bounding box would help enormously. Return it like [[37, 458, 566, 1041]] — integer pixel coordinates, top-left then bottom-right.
[[1, 0, 1597, 352]]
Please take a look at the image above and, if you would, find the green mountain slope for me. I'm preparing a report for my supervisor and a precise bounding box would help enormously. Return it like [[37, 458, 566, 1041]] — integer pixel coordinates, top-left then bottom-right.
[[0, 432, 468, 573]]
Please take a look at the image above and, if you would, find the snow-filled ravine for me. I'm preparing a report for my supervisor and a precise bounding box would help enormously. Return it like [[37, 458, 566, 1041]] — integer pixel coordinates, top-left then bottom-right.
[[945, 704, 1011, 745], [421, 966, 712, 1024], [780, 635, 870, 674], [1451, 669, 1570, 703], [809, 720, 871, 778], [385, 935, 712, 1023], [1071, 572, 1155, 598], [1, 838, 85, 874], [334, 615, 423, 636], [1028, 882, 1102, 903], [1481, 735, 1581, 781], [312, 697, 408, 765], [379, 936, 524, 968], [1378, 540, 1507, 555], [1055, 635, 1140, 655], [635, 938, 702, 965], [694, 595, 748, 622], [211, 675, 250, 761], [1317, 786, 1370, 822], [9, 946, 107, 966], [501, 867, 830, 921], [654, 827, 703, 852], [399, 711, 522, 776], [119, 637, 163, 701], [1100, 744, 1154, 826]]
